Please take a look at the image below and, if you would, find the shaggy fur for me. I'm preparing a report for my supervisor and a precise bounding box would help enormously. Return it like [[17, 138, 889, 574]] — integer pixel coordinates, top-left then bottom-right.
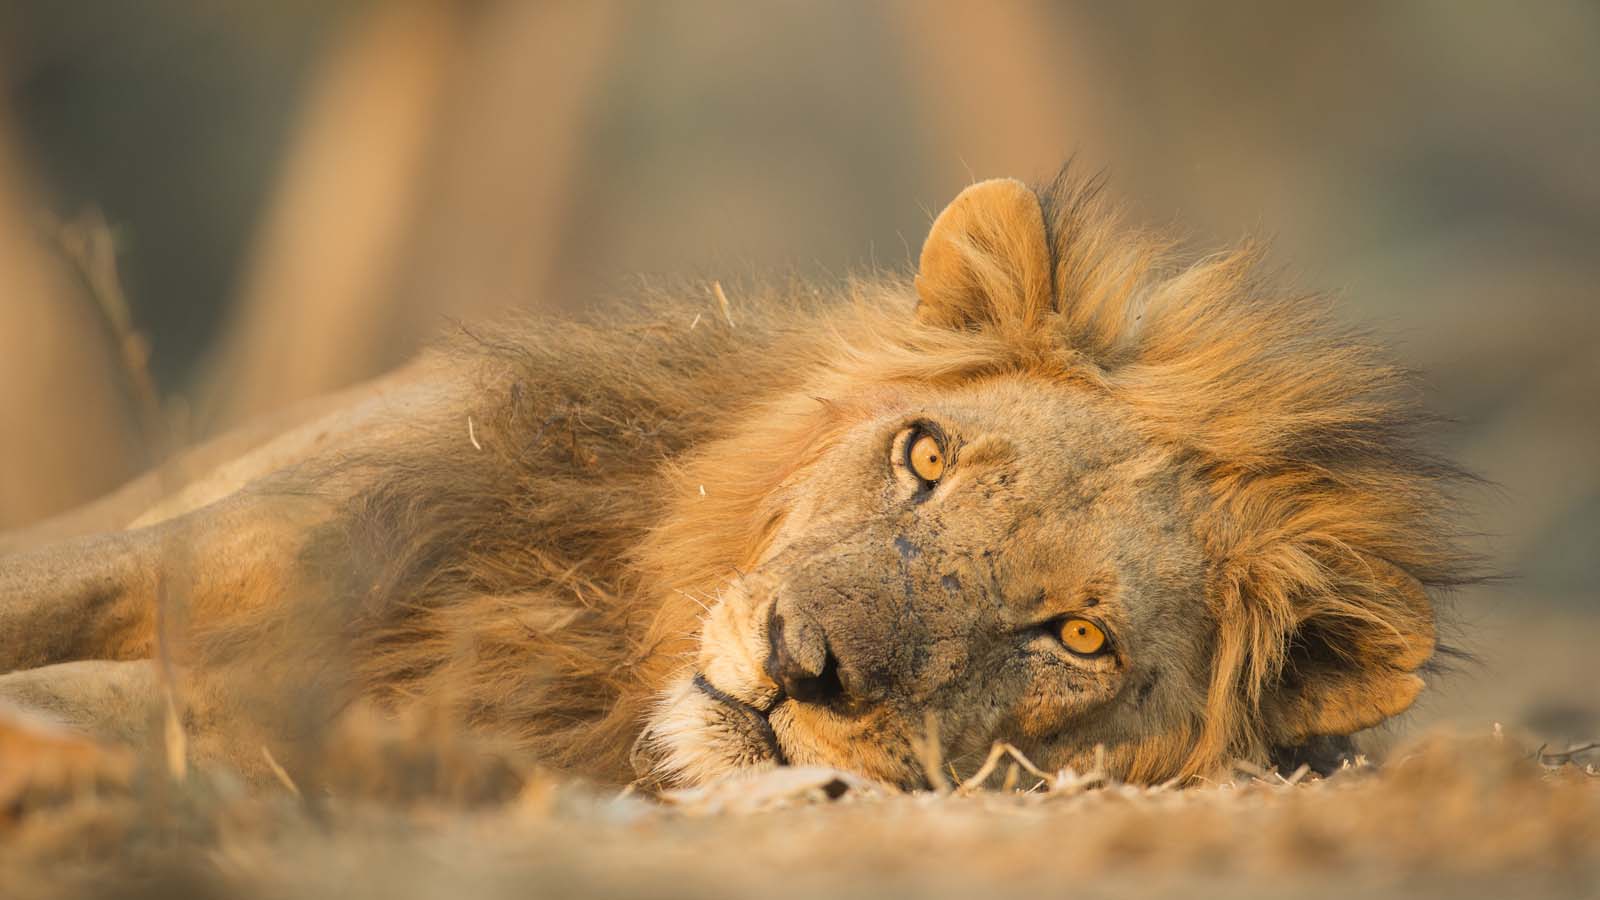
[[178, 172, 1471, 785], [0, 171, 1474, 788]]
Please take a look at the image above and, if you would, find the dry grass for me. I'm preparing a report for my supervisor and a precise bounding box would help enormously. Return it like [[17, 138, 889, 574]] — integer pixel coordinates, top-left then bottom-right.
[[3, 725, 1595, 900]]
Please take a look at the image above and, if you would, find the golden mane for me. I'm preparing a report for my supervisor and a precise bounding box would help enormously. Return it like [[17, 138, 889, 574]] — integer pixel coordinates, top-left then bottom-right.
[[1035, 174, 1474, 771], [208, 171, 1472, 783]]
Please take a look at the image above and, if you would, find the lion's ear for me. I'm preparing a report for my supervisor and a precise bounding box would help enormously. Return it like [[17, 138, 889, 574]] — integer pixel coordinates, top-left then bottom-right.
[[1260, 560, 1437, 745], [914, 178, 1053, 331]]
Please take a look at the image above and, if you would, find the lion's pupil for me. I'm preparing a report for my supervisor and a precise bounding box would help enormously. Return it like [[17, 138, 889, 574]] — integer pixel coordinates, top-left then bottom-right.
[[907, 433, 946, 482]]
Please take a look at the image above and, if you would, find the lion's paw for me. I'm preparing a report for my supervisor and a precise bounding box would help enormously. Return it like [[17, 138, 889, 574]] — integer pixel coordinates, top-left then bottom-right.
[[0, 702, 133, 830]]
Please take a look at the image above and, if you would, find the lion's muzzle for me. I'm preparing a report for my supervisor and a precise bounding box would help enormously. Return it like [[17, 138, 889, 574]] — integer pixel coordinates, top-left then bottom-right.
[[691, 672, 786, 764], [756, 550, 937, 712], [764, 608, 844, 705]]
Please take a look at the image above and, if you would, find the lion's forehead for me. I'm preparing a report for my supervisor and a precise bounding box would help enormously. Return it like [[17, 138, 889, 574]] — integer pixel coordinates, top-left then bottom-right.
[[769, 372, 1203, 577]]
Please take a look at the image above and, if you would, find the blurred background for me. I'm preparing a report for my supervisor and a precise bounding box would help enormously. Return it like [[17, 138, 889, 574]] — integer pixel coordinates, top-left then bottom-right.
[[0, 2, 1594, 744]]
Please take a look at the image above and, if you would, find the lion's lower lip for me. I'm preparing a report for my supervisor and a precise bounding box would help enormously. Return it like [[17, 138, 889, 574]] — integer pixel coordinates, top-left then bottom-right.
[[692, 672, 788, 765]]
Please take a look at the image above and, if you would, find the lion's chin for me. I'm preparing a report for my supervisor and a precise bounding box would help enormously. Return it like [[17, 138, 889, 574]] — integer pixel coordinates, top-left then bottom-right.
[[635, 672, 787, 787]]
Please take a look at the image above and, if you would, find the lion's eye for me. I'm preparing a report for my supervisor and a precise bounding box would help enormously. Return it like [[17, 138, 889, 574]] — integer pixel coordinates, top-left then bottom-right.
[[907, 432, 946, 483], [1056, 618, 1108, 656]]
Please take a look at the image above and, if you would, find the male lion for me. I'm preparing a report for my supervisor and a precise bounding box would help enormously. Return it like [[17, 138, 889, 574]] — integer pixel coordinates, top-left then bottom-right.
[[0, 175, 1468, 795]]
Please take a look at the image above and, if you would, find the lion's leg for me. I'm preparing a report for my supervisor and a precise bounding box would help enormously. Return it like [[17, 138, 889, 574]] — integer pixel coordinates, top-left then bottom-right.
[[0, 360, 437, 557], [0, 659, 290, 789], [0, 659, 160, 745], [0, 492, 332, 672], [0, 357, 466, 674], [0, 531, 159, 670], [0, 698, 136, 827]]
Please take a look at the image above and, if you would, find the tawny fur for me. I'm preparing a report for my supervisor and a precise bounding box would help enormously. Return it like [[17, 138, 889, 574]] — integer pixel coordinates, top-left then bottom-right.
[[0, 172, 1473, 788]]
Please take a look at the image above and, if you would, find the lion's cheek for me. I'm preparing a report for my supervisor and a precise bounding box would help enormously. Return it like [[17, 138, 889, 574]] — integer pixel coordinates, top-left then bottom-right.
[[771, 705, 909, 783], [1009, 693, 1071, 741]]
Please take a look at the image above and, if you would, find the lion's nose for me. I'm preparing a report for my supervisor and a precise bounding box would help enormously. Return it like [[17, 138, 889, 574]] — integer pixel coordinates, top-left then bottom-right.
[[765, 608, 844, 704]]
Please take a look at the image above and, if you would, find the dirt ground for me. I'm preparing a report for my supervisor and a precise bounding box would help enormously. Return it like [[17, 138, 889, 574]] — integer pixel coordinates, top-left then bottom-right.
[[4, 732, 1597, 900], [5, 627, 1598, 900]]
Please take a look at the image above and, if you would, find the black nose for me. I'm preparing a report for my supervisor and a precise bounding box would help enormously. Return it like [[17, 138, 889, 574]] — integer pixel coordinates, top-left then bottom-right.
[[765, 610, 844, 704]]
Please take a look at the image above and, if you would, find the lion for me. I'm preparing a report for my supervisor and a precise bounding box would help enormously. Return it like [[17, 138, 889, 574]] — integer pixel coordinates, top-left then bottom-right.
[[0, 174, 1470, 797]]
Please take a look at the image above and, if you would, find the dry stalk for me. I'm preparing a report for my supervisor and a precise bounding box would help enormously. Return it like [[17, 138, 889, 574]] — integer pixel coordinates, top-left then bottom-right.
[[54, 213, 194, 783], [1280, 763, 1312, 786], [1231, 759, 1275, 783], [956, 742, 1012, 793], [999, 761, 1020, 792], [1536, 742, 1600, 767], [712, 280, 735, 328], [997, 742, 1054, 786], [914, 711, 951, 794], [958, 741, 1113, 795], [54, 215, 162, 432], [261, 746, 302, 798]]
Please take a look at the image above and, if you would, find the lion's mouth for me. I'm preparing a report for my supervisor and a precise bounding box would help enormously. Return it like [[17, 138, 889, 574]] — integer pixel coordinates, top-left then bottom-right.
[[691, 672, 788, 766]]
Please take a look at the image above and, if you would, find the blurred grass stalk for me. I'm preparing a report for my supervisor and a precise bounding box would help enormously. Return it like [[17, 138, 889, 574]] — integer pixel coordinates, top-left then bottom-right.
[[0, 127, 145, 529], [198, 0, 621, 435]]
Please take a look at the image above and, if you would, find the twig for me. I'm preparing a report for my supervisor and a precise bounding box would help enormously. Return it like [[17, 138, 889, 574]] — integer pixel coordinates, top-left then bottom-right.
[[55, 214, 194, 784], [1537, 742, 1600, 767], [999, 761, 1020, 792], [998, 742, 1055, 787], [1281, 763, 1312, 786], [1232, 760, 1273, 783], [161, 689, 187, 782], [712, 280, 735, 328], [957, 742, 1011, 793], [261, 746, 302, 798], [914, 711, 950, 794], [53, 214, 166, 450]]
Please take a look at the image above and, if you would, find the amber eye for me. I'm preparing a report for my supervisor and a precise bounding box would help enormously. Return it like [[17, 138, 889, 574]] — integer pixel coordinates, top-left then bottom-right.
[[1056, 618, 1108, 656], [907, 432, 946, 483]]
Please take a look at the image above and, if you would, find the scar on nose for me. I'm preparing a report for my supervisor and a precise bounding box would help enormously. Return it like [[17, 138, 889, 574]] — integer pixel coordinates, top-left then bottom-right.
[[940, 574, 960, 592], [893, 535, 921, 562]]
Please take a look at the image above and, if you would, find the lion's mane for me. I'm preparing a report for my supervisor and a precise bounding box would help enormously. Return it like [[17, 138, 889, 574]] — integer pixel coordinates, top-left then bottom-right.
[[200, 173, 1473, 783]]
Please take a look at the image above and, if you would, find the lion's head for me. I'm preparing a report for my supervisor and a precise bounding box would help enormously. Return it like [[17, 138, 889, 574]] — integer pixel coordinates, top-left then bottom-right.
[[637, 176, 1464, 788]]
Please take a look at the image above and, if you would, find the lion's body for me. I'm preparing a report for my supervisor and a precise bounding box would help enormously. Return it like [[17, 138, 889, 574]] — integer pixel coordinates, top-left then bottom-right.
[[0, 175, 1471, 792]]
